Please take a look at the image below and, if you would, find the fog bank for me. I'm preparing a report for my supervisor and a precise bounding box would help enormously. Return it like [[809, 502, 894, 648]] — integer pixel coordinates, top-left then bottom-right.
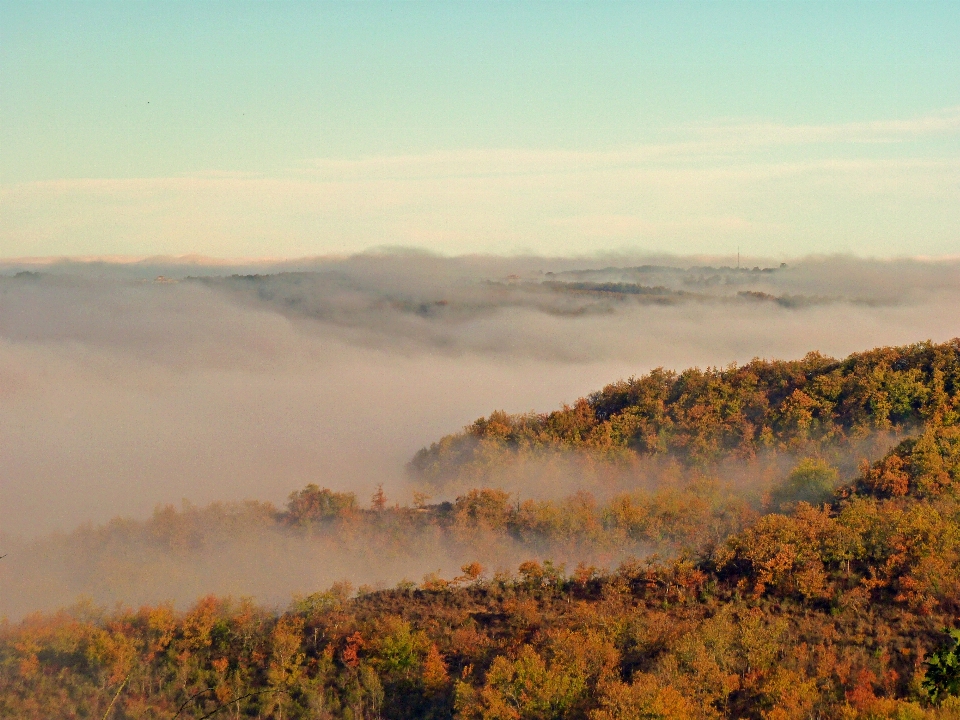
[[2, 253, 959, 539]]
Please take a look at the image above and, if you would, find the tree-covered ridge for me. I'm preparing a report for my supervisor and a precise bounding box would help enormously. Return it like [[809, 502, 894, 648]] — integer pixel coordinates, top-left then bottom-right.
[[716, 422, 960, 610], [410, 340, 960, 485]]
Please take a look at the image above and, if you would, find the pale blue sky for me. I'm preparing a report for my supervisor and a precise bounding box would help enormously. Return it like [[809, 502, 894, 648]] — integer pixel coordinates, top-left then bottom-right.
[[2, 1, 959, 258]]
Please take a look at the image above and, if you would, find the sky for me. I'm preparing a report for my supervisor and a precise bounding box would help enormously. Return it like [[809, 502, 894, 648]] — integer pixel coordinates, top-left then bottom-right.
[[2, 1, 959, 258]]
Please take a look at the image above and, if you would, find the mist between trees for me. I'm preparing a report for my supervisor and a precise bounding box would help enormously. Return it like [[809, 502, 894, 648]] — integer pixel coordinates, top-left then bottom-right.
[[0, 445, 864, 620]]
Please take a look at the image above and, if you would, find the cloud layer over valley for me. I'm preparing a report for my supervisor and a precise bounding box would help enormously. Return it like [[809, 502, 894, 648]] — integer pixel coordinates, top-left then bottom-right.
[[1, 252, 958, 617]]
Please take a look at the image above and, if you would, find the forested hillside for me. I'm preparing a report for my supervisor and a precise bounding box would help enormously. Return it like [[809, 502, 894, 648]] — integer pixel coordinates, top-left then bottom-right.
[[4, 340, 960, 719], [411, 340, 959, 485]]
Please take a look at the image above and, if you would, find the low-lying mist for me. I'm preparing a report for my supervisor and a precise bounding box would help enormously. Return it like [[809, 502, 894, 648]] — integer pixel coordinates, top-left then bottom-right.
[[0, 442, 876, 621], [2, 252, 959, 618]]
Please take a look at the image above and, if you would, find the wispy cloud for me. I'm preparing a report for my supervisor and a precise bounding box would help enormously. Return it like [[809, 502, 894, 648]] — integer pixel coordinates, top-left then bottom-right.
[[2, 110, 959, 258], [681, 107, 960, 146]]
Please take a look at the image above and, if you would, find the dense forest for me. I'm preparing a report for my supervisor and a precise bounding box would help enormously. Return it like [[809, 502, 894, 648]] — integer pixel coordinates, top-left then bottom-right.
[[410, 340, 959, 484], [3, 339, 960, 718]]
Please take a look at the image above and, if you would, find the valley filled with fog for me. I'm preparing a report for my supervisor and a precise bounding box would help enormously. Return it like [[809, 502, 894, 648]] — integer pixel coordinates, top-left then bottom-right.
[[2, 252, 959, 618]]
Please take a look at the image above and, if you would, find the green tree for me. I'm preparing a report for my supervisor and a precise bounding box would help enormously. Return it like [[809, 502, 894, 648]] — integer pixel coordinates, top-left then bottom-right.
[[924, 629, 960, 705], [771, 458, 838, 510]]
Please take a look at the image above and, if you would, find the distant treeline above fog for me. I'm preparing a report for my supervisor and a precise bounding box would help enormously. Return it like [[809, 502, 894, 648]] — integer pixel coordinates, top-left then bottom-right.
[[8, 252, 958, 360], [193, 255, 960, 347]]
